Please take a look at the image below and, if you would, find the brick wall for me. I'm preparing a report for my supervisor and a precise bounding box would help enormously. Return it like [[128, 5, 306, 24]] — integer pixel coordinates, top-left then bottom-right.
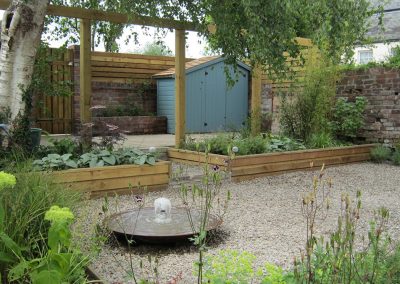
[[92, 116, 167, 135], [337, 67, 400, 143], [70, 46, 159, 133], [262, 67, 400, 142]]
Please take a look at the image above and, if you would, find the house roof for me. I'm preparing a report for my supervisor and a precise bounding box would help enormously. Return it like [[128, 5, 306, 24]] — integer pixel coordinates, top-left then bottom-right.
[[152, 56, 251, 78], [367, 0, 400, 42]]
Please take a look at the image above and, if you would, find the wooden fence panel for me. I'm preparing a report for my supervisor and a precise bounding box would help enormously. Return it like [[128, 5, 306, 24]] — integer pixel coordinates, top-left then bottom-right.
[[34, 48, 74, 134], [91, 51, 192, 84]]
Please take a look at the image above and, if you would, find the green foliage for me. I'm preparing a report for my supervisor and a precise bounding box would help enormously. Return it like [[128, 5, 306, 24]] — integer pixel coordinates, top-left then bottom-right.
[[233, 136, 266, 155], [204, 0, 378, 76], [370, 145, 391, 163], [306, 132, 336, 149], [33, 153, 78, 171], [293, 189, 400, 284], [389, 46, 400, 67], [33, 148, 157, 171], [265, 135, 306, 152], [8, 206, 89, 283], [48, 137, 80, 156], [331, 97, 367, 139], [280, 55, 338, 141], [135, 41, 173, 56], [0, 163, 80, 280], [202, 249, 257, 283], [47, 0, 126, 52], [200, 249, 289, 283], [392, 150, 400, 166]]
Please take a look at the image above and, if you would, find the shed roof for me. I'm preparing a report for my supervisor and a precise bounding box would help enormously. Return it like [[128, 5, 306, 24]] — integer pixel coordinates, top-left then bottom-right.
[[152, 56, 251, 78]]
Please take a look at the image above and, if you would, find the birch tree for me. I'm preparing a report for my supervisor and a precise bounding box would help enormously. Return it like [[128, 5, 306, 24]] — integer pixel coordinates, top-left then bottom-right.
[[0, 0, 49, 119]]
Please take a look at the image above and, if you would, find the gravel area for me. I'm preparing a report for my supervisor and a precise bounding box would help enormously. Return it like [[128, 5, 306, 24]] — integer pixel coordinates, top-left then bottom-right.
[[75, 162, 400, 283]]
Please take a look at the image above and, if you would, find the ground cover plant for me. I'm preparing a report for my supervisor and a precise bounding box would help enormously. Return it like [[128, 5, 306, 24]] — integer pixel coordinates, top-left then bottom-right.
[[370, 144, 400, 166]]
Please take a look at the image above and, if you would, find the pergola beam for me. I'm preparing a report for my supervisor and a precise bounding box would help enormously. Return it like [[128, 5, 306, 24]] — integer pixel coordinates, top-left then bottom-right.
[[0, 0, 197, 31]]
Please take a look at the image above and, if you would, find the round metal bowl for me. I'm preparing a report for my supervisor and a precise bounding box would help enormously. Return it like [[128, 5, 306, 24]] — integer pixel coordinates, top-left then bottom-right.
[[104, 207, 222, 244]]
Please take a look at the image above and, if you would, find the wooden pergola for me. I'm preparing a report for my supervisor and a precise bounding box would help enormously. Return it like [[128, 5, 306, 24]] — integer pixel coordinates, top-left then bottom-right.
[[0, 0, 264, 147]]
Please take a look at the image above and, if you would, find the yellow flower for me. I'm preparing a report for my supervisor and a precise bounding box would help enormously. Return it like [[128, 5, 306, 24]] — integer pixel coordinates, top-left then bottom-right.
[[0, 171, 16, 191], [44, 205, 74, 223]]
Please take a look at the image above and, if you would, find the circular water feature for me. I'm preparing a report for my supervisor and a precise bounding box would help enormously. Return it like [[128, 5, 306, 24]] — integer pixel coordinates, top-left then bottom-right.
[[104, 207, 222, 244]]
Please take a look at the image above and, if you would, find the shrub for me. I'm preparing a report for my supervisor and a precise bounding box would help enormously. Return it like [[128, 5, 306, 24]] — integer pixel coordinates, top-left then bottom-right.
[[234, 136, 266, 155], [370, 145, 391, 163], [0, 163, 81, 278], [307, 132, 336, 149], [331, 96, 367, 139], [279, 53, 338, 141], [392, 150, 400, 166]]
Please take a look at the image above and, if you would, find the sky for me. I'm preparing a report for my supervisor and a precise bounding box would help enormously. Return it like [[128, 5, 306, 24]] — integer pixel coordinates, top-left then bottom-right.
[[0, 10, 207, 58]]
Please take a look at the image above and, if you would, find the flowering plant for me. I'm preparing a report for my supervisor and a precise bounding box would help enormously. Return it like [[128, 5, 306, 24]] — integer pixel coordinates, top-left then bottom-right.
[[0, 171, 16, 191], [44, 205, 74, 224]]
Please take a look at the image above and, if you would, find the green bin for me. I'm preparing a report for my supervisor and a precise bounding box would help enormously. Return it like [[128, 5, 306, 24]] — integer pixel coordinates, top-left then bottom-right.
[[30, 128, 42, 149]]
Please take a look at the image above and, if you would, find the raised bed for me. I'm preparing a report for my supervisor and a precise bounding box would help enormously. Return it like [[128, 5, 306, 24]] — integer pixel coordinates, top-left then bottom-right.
[[51, 161, 171, 198], [168, 144, 375, 182]]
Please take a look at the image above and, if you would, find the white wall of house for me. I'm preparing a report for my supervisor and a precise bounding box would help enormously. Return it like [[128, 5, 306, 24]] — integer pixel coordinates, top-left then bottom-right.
[[353, 42, 400, 64]]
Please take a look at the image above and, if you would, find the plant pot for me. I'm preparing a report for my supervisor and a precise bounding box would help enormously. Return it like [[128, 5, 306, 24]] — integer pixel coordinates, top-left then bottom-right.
[[30, 128, 42, 149]]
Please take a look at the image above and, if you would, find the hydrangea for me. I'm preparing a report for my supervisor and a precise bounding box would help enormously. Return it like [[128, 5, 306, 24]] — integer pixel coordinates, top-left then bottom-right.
[[44, 205, 74, 223], [0, 171, 16, 191]]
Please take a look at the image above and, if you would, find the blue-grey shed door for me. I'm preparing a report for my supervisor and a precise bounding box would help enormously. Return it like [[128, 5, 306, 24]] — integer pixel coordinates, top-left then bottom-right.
[[203, 64, 226, 132], [185, 70, 205, 133], [225, 67, 249, 130]]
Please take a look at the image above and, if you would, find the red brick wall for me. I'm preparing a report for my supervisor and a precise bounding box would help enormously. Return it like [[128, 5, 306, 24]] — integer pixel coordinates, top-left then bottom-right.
[[92, 116, 167, 135], [337, 67, 400, 143], [70, 46, 158, 133]]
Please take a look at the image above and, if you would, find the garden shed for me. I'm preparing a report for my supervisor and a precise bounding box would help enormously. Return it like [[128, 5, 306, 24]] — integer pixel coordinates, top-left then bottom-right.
[[153, 56, 250, 133]]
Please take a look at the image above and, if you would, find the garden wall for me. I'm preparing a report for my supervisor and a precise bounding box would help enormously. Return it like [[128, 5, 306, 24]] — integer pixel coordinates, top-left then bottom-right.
[[263, 66, 400, 143], [92, 116, 167, 135], [337, 67, 400, 143], [70, 46, 193, 133]]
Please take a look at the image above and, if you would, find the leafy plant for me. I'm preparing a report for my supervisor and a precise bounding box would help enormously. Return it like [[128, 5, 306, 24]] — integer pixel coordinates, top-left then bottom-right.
[[33, 153, 78, 171], [8, 206, 89, 283], [265, 135, 306, 152], [33, 148, 157, 171], [0, 163, 80, 281], [307, 132, 336, 149], [279, 53, 338, 141], [202, 249, 257, 283], [391, 150, 400, 166], [178, 149, 230, 284], [331, 96, 367, 139], [370, 145, 391, 163], [49, 137, 80, 156], [79, 150, 117, 168]]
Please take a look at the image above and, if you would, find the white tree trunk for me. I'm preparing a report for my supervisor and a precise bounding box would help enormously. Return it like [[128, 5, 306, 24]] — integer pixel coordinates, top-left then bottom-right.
[[0, 0, 49, 119]]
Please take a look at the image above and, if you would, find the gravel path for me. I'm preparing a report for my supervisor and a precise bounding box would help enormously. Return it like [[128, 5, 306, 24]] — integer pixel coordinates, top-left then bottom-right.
[[75, 162, 400, 283]]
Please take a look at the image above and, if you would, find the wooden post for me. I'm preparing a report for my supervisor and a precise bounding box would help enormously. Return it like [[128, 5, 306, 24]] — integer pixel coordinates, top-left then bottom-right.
[[80, 18, 92, 124], [251, 65, 262, 136], [175, 29, 186, 147]]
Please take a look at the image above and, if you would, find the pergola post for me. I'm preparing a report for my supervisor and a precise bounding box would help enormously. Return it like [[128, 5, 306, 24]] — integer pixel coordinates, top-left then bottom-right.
[[251, 65, 262, 136], [175, 29, 186, 147], [79, 18, 92, 124]]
